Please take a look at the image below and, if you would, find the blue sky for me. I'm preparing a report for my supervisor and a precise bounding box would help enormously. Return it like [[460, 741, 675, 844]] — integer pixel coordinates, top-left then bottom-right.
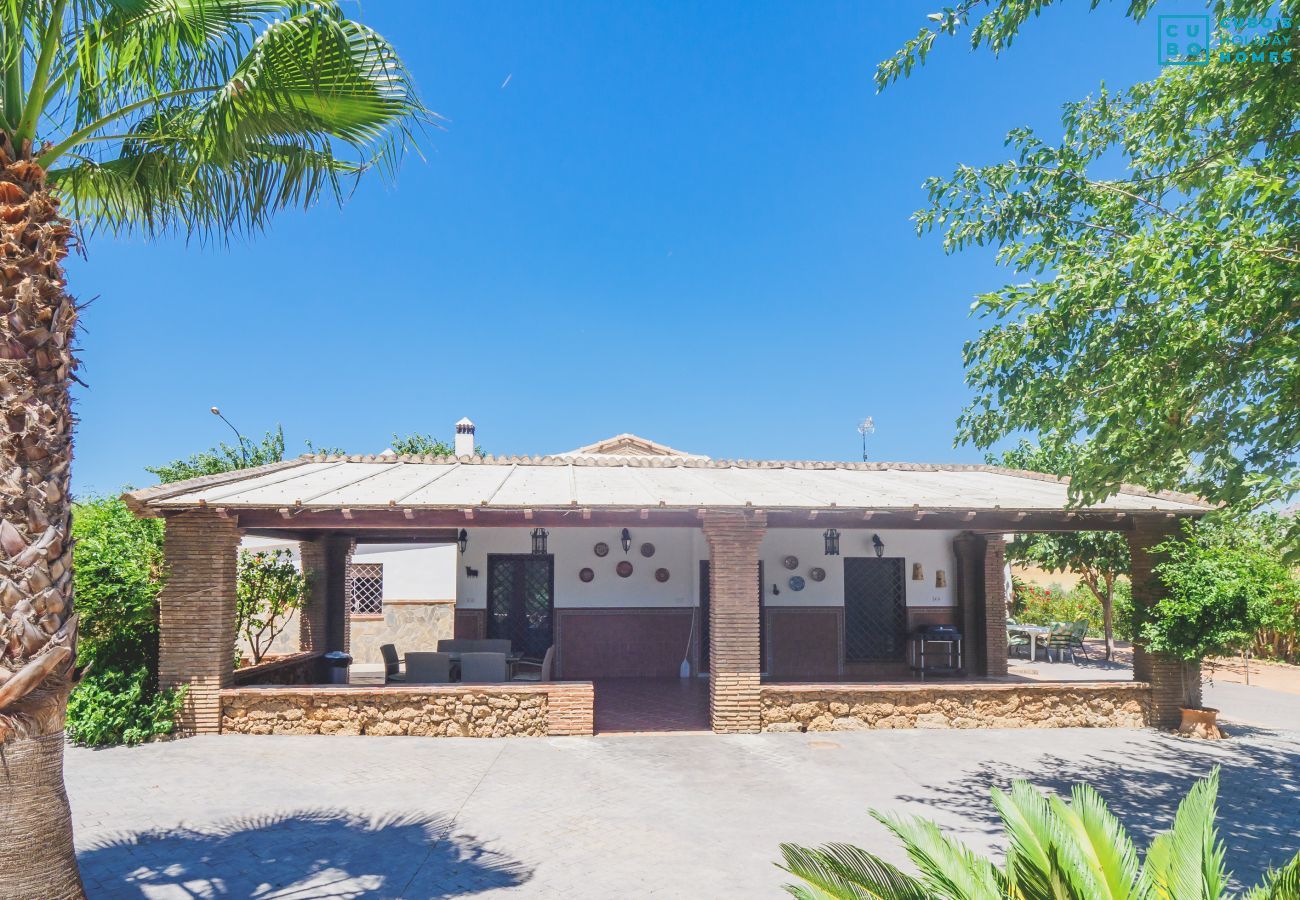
[[69, 1, 1194, 496]]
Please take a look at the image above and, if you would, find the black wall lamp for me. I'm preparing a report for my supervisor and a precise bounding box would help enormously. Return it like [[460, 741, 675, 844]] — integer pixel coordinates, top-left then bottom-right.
[[457, 528, 469, 554], [823, 528, 841, 556], [531, 527, 549, 556], [620, 528, 632, 554], [872, 533, 885, 558]]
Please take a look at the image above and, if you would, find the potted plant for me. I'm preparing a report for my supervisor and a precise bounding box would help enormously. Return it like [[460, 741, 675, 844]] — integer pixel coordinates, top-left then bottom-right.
[[1141, 518, 1294, 738]]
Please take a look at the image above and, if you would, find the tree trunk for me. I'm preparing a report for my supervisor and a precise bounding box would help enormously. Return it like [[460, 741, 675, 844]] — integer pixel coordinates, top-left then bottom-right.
[[0, 148, 86, 899]]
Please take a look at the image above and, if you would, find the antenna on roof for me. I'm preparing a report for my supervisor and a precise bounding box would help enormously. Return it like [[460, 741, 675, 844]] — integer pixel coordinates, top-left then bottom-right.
[[857, 417, 875, 461]]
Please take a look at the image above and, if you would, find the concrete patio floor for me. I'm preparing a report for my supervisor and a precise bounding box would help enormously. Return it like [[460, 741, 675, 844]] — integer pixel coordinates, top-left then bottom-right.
[[70, 719, 1300, 898]]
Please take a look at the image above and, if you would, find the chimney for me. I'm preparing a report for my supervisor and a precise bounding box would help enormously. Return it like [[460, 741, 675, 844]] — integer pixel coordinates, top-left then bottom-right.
[[454, 417, 476, 457]]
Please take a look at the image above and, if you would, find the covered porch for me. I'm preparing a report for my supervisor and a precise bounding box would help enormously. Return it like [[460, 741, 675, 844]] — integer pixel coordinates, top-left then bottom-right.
[[123, 453, 1208, 736]]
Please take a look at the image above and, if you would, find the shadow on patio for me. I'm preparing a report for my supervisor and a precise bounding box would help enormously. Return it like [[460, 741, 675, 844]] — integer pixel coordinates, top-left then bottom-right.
[[78, 809, 530, 898], [896, 727, 1300, 886]]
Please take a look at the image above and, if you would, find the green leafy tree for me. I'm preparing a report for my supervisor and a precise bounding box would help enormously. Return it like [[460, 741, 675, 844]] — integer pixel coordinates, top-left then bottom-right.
[[389, 432, 457, 456], [65, 497, 182, 747], [146, 424, 289, 483], [1142, 517, 1300, 706], [882, 2, 1300, 549], [779, 768, 1300, 899], [0, 3, 426, 895], [235, 549, 307, 665], [993, 442, 1130, 659]]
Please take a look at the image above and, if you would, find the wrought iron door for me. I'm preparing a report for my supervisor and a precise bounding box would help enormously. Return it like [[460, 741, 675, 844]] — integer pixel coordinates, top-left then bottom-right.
[[487, 554, 554, 658], [843, 557, 907, 662]]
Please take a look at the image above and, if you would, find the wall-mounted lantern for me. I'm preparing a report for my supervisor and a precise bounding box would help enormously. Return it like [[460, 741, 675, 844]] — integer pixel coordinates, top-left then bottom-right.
[[823, 528, 841, 556], [872, 534, 885, 558], [620, 528, 632, 554], [457, 528, 469, 554], [531, 527, 549, 556]]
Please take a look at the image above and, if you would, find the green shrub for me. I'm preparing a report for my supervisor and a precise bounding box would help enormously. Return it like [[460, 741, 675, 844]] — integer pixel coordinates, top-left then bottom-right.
[[66, 496, 183, 746]]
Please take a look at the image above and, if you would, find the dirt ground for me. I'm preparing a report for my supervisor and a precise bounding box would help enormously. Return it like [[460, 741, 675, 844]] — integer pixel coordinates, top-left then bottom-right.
[[1204, 655, 1300, 695]]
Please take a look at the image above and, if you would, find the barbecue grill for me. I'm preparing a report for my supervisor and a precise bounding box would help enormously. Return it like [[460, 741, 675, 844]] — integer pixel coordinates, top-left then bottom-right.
[[909, 624, 963, 679]]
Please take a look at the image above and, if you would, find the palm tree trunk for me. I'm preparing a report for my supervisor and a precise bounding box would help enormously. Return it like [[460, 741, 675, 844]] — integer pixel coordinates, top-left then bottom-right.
[[0, 146, 86, 900]]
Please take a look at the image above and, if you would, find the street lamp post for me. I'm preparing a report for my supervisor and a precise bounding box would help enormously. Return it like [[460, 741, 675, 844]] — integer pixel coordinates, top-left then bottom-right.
[[210, 406, 250, 465]]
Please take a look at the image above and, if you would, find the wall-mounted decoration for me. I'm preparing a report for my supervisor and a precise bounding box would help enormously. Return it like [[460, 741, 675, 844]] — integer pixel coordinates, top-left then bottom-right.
[[771, 583, 781, 596], [654, 567, 670, 583], [616, 560, 634, 578], [788, 575, 806, 592], [579, 567, 595, 583], [912, 563, 925, 581], [809, 567, 826, 582], [935, 569, 947, 588], [620, 528, 632, 554], [640, 542, 656, 558], [465, 566, 479, 578], [872, 534, 885, 558], [782, 555, 799, 570], [594, 542, 609, 557], [823, 528, 840, 556]]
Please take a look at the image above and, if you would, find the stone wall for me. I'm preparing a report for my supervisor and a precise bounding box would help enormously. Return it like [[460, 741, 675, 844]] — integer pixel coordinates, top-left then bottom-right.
[[220, 682, 595, 737], [349, 600, 456, 664], [760, 682, 1150, 731]]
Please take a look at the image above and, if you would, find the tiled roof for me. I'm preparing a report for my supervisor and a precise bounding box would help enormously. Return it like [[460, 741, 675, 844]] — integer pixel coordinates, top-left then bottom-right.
[[124, 454, 1211, 514]]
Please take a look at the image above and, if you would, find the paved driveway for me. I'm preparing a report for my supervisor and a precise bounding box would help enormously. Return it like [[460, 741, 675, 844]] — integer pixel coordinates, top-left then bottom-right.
[[70, 724, 1300, 898]]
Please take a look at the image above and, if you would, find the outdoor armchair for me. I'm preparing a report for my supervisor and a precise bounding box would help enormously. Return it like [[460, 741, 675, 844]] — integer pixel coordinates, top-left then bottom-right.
[[460, 652, 509, 683], [1006, 629, 1031, 659], [380, 643, 405, 683], [512, 646, 555, 682], [405, 652, 453, 684]]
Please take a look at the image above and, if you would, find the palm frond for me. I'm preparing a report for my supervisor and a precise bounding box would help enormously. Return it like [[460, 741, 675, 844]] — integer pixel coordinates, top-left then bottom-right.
[[1141, 769, 1227, 900], [1242, 852, 1300, 900], [873, 811, 1006, 900], [778, 842, 930, 900], [1046, 785, 1141, 900], [992, 782, 1059, 898]]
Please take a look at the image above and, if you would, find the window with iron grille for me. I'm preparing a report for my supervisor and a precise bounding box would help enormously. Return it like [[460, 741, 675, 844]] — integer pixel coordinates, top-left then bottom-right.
[[349, 563, 384, 615]]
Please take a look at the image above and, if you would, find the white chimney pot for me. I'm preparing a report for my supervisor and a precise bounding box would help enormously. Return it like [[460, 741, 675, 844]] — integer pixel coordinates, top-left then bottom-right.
[[454, 417, 476, 457]]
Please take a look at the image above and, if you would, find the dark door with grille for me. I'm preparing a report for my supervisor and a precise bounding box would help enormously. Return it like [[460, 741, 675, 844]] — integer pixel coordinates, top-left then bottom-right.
[[843, 557, 907, 662], [487, 554, 554, 658]]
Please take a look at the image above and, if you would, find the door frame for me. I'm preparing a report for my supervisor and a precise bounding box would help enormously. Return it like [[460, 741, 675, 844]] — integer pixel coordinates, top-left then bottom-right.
[[485, 553, 556, 658], [842, 556, 907, 663]]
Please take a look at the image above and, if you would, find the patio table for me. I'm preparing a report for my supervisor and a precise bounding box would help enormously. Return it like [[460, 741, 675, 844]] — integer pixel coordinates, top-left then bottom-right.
[[405, 651, 524, 681], [1008, 624, 1051, 662]]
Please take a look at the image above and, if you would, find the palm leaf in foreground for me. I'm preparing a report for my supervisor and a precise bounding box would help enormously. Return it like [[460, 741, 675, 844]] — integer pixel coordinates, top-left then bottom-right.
[[779, 768, 1300, 900]]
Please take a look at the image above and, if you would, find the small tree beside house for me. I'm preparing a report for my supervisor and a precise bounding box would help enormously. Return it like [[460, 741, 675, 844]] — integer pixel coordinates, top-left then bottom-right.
[[235, 550, 309, 667], [992, 442, 1129, 660]]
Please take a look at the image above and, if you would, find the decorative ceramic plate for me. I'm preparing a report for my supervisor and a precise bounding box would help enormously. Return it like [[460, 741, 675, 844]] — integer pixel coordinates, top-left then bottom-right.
[[594, 542, 609, 557], [616, 560, 634, 578], [640, 542, 656, 558], [655, 567, 670, 583], [809, 567, 826, 582], [579, 567, 595, 583], [788, 575, 806, 591], [782, 555, 799, 570]]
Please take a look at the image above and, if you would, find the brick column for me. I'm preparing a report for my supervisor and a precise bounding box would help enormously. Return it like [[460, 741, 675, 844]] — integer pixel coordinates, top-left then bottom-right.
[[323, 535, 356, 653], [1129, 519, 1198, 729], [702, 510, 766, 733], [298, 539, 328, 651], [952, 532, 1008, 677], [982, 534, 1009, 677], [158, 509, 242, 735]]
